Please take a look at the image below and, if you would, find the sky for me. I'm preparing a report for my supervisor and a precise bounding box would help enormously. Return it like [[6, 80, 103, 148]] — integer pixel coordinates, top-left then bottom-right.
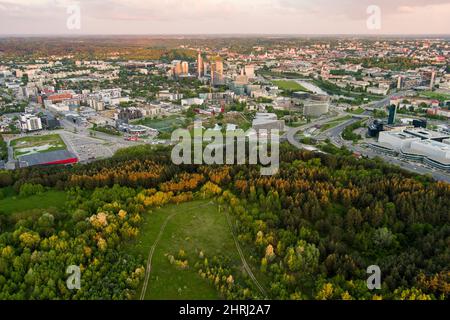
[[0, 0, 449, 35]]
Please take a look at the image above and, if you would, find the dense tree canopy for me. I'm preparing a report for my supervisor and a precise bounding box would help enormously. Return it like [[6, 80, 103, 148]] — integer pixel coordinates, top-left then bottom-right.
[[0, 144, 448, 300]]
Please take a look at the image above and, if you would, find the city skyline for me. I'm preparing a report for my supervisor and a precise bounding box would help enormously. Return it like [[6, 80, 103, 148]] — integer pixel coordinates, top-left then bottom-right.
[[1, 0, 450, 35]]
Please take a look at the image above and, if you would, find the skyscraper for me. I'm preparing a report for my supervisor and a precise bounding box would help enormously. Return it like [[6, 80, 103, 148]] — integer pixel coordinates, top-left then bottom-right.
[[211, 59, 224, 86], [203, 62, 209, 77], [171, 60, 182, 77], [388, 105, 397, 125], [397, 76, 404, 90], [430, 71, 436, 90], [197, 52, 203, 78], [210, 62, 216, 85], [172, 60, 189, 78], [181, 61, 189, 75]]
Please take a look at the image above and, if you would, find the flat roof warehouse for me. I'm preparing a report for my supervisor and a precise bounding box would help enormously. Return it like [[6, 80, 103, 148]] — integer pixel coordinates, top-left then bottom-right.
[[18, 150, 78, 168]]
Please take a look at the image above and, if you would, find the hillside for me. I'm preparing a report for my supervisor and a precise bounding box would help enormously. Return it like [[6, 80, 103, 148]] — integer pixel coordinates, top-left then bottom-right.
[[0, 144, 448, 300]]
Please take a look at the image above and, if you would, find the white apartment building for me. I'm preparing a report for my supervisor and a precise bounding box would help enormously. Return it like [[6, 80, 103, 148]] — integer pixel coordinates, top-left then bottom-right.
[[20, 114, 43, 132]]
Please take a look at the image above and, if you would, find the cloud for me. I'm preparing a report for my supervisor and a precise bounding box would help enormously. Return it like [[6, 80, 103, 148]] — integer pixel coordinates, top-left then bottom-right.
[[277, 0, 450, 18], [0, 0, 449, 34]]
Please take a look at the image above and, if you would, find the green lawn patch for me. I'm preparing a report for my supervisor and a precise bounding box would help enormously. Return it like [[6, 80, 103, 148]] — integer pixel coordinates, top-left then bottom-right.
[[347, 107, 366, 115], [134, 116, 188, 134], [420, 91, 450, 103], [131, 200, 245, 300], [0, 189, 67, 215], [11, 134, 67, 159], [273, 80, 309, 92]]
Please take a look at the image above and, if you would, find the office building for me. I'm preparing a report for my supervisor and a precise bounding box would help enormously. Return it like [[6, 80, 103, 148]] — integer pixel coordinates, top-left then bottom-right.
[[388, 105, 397, 125], [211, 59, 224, 86], [244, 65, 255, 79], [181, 61, 189, 75], [371, 129, 450, 171], [171, 60, 182, 77], [413, 119, 427, 129], [197, 52, 204, 78], [303, 95, 330, 117]]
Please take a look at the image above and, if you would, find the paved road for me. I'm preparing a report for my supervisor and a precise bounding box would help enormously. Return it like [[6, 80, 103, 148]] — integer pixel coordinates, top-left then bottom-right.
[[322, 121, 450, 184], [284, 103, 450, 184], [363, 90, 415, 109], [6, 140, 13, 162]]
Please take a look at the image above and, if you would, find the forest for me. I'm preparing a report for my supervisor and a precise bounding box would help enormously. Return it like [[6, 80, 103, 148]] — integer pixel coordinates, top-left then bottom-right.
[[0, 144, 448, 300]]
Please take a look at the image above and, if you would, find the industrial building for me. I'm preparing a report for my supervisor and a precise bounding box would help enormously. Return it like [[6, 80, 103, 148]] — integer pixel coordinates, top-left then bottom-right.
[[18, 150, 78, 168]]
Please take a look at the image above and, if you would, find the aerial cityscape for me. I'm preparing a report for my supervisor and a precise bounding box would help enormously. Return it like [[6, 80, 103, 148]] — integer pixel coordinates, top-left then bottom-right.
[[0, 0, 449, 311]]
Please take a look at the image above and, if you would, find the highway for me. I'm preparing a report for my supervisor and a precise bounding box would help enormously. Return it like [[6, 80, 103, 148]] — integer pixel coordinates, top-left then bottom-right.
[[284, 98, 450, 183], [320, 119, 450, 184]]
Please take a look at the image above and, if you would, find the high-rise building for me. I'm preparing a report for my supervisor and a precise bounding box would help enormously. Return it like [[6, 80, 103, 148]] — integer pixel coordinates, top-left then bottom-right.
[[181, 61, 189, 75], [210, 62, 216, 85], [244, 65, 255, 79], [420, 70, 437, 89], [203, 62, 209, 77], [215, 60, 223, 75], [430, 71, 436, 90], [171, 60, 182, 77], [197, 52, 203, 78], [397, 76, 404, 90], [388, 105, 397, 125], [235, 68, 249, 85], [211, 59, 224, 86]]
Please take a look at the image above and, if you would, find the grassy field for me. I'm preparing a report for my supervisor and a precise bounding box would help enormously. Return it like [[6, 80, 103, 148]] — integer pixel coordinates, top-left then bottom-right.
[[420, 91, 450, 103], [0, 188, 67, 215], [134, 116, 187, 133], [273, 80, 309, 92], [347, 107, 366, 115], [320, 115, 352, 132], [11, 134, 67, 158], [131, 200, 245, 300]]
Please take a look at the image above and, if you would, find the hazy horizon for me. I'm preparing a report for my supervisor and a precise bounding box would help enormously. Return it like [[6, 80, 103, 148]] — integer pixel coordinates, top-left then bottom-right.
[[1, 33, 449, 38]]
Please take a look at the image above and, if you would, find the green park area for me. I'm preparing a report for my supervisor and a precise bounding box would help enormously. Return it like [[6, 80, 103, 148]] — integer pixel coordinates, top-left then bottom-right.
[[134, 115, 191, 139], [0, 187, 67, 215], [131, 200, 254, 300], [134, 115, 188, 133], [273, 80, 309, 92], [11, 134, 66, 159], [420, 91, 450, 103]]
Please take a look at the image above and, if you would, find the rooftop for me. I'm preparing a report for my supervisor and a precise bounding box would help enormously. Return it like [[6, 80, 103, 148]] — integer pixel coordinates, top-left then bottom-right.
[[404, 128, 450, 140], [18, 150, 78, 167]]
